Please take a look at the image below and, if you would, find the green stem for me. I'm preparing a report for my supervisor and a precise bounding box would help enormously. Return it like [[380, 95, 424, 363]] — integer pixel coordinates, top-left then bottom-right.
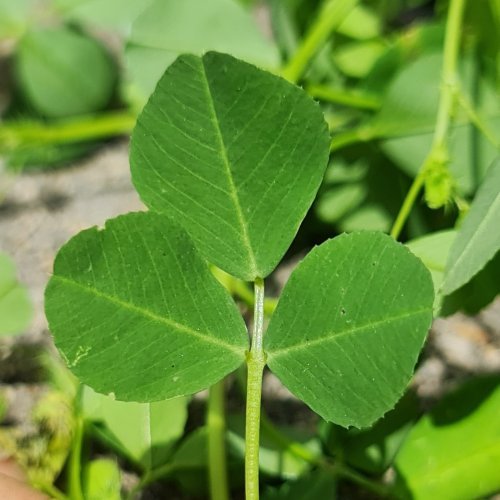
[[68, 417, 84, 500], [307, 84, 381, 110], [432, 0, 465, 150], [389, 0, 467, 240], [36, 483, 70, 500], [260, 414, 390, 497], [238, 363, 390, 498], [0, 111, 136, 151], [245, 278, 266, 500], [389, 169, 427, 239], [281, 0, 358, 83], [126, 464, 177, 500], [207, 379, 230, 500], [334, 463, 391, 498]]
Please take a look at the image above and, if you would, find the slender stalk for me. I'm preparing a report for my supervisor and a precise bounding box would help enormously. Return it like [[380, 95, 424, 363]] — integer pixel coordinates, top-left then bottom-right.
[[389, 170, 427, 239], [281, 0, 358, 83], [211, 267, 277, 316], [36, 483, 70, 500], [260, 414, 390, 497], [307, 84, 381, 110], [237, 363, 390, 498], [432, 0, 465, 150], [207, 379, 229, 500], [334, 464, 391, 497], [245, 278, 266, 500], [68, 417, 84, 500], [389, 0, 467, 240], [0, 111, 136, 151]]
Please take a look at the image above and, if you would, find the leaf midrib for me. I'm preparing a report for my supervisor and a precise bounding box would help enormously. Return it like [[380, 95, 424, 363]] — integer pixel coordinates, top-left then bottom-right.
[[267, 307, 431, 358], [199, 57, 259, 278], [52, 275, 245, 355]]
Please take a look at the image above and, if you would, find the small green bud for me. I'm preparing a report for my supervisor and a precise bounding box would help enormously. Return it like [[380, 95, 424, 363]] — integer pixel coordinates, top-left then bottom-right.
[[424, 150, 455, 209]]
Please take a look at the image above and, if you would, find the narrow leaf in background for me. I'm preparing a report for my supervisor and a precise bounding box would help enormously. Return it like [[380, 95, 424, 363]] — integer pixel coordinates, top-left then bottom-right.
[[265, 232, 434, 428], [131, 52, 330, 281], [442, 159, 500, 294], [82, 386, 188, 470], [45, 211, 248, 402]]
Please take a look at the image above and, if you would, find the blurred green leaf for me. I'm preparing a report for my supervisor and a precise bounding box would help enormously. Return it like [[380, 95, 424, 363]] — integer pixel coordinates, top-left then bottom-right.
[[126, 0, 280, 99], [441, 252, 500, 316], [333, 40, 387, 78], [322, 391, 420, 474], [363, 22, 445, 94], [82, 386, 188, 470], [443, 159, 500, 294], [55, 0, 154, 36], [228, 414, 321, 479], [82, 458, 121, 500], [315, 153, 405, 232], [337, 4, 381, 40], [0, 0, 38, 39], [169, 427, 244, 495], [15, 27, 116, 118], [395, 376, 500, 500], [263, 469, 336, 499], [0, 251, 32, 336]]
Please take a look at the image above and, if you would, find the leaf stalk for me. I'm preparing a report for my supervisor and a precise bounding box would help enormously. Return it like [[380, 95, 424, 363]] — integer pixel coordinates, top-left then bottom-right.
[[245, 277, 266, 500]]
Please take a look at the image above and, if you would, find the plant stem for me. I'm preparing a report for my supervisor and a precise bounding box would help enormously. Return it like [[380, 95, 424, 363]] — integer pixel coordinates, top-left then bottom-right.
[[432, 0, 465, 150], [212, 266, 277, 316], [245, 277, 266, 500], [330, 125, 375, 151], [281, 0, 358, 83], [0, 111, 136, 151], [207, 379, 229, 500], [389, 0, 467, 240], [307, 84, 381, 110], [68, 416, 84, 500], [260, 414, 390, 497], [334, 463, 391, 498], [37, 483, 70, 500], [389, 170, 427, 239]]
